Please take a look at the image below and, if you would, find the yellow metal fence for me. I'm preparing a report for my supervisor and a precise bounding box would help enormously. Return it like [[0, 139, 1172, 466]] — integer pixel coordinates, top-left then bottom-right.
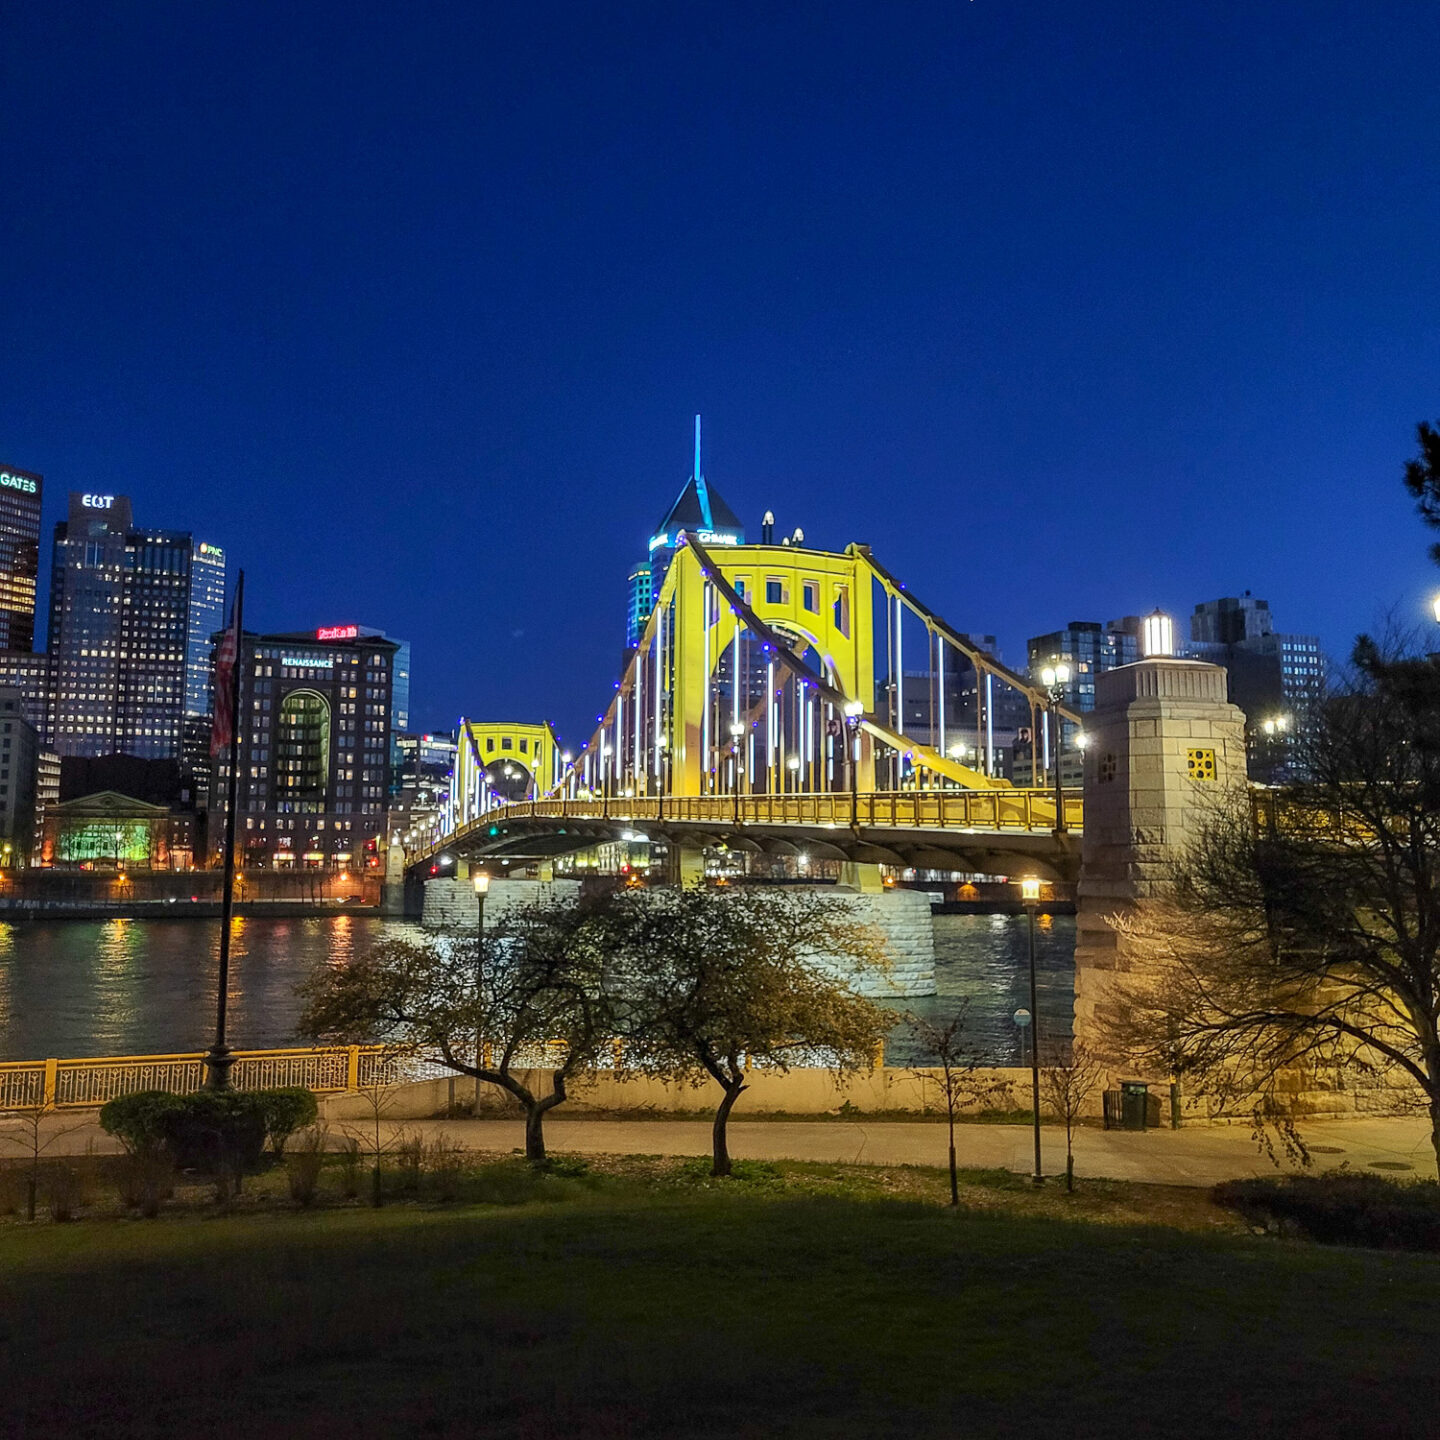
[[0, 1046, 401, 1111]]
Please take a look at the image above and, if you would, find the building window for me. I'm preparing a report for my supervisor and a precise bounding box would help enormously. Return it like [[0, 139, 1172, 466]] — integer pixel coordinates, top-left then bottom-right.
[[802, 581, 819, 614]]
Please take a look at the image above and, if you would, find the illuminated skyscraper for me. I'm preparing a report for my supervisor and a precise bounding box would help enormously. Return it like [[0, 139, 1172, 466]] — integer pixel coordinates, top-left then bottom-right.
[[625, 416, 744, 649], [47, 492, 226, 763], [0, 464, 44, 651]]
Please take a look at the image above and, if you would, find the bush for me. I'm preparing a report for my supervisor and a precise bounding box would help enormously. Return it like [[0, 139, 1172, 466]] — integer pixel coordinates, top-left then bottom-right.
[[285, 1126, 328, 1207], [259, 1087, 319, 1158], [426, 1136, 466, 1201], [115, 1151, 175, 1217], [43, 1161, 87, 1222], [99, 1091, 186, 1157], [157, 1091, 269, 1175], [1214, 1174, 1440, 1251], [338, 1137, 362, 1199]]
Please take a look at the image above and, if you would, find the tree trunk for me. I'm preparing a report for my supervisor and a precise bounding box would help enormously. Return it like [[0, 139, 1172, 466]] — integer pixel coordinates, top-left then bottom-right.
[[712, 1082, 745, 1177], [1065, 1150, 1075, 1194], [524, 1103, 547, 1163], [947, 1111, 958, 1206], [1430, 1098, 1440, 1183]]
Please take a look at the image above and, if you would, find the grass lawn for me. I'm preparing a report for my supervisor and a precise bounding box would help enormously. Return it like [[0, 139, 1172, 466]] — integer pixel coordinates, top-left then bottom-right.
[[0, 1155, 1437, 1439]]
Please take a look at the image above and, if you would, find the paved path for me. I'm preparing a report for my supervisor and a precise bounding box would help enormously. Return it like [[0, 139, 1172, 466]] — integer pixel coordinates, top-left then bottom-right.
[[4, 1109, 1434, 1187]]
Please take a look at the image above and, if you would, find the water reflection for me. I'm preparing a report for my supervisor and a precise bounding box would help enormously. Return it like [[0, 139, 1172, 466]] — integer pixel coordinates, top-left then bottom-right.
[[0, 912, 1075, 1065]]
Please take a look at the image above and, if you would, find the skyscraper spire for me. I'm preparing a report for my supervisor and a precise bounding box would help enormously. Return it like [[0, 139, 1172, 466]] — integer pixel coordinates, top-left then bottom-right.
[[692, 413, 714, 529]]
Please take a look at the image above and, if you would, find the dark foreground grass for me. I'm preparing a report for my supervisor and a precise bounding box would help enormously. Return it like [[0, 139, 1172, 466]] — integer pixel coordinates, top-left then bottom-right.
[[1, 1158, 1437, 1439]]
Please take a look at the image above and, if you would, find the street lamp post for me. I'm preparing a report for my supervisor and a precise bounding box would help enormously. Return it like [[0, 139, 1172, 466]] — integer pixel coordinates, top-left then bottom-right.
[[1020, 876, 1044, 1185], [843, 700, 864, 828], [729, 722, 744, 825], [1038, 664, 1071, 835], [472, 870, 490, 1107]]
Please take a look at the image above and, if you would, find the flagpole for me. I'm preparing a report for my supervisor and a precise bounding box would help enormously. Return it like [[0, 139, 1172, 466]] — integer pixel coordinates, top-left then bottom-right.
[[205, 569, 245, 1089]]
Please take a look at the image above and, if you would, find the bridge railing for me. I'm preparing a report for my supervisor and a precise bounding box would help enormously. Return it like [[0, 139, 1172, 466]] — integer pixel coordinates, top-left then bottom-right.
[[0, 1046, 400, 1111], [426, 787, 1082, 861]]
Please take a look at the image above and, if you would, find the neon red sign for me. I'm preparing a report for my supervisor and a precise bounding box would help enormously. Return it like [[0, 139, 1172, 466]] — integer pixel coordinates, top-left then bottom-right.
[[316, 625, 358, 641]]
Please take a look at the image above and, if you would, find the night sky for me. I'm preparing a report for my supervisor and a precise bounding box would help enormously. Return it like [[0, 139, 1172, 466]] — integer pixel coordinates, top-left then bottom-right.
[[4, 3, 1439, 745]]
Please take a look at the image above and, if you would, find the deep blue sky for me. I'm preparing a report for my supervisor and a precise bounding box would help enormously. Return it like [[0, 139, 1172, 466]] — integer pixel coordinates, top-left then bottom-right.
[[4, 2, 1439, 744]]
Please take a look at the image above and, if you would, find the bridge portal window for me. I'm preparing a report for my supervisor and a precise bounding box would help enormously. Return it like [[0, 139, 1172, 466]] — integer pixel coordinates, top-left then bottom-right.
[[802, 580, 819, 613], [833, 585, 850, 637], [502, 737, 512, 750], [486, 737, 495, 752], [520, 739, 528, 752], [765, 578, 786, 605]]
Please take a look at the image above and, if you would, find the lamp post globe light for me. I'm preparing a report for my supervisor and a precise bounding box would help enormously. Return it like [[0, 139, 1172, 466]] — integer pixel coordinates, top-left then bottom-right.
[[1431, 593, 1440, 625], [729, 722, 745, 823], [1037, 664, 1071, 835], [1020, 875, 1044, 1185], [842, 699, 864, 825], [472, 870, 491, 1103]]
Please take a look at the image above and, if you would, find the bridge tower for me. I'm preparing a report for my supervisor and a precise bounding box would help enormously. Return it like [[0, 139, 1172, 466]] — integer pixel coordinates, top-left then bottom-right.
[[1073, 658, 1247, 1049]]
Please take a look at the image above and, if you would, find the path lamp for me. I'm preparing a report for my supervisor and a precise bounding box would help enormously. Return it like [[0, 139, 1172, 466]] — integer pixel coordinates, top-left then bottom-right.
[[1038, 664, 1071, 835], [843, 700, 864, 827], [1020, 876, 1044, 1185], [472, 870, 491, 1106], [786, 754, 801, 796]]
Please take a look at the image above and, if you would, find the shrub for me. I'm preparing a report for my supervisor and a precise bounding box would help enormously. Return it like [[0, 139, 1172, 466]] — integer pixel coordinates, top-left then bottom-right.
[[395, 1131, 424, 1192], [158, 1091, 268, 1176], [337, 1137, 362, 1199], [115, 1151, 175, 1218], [43, 1161, 87, 1222], [426, 1136, 466, 1202], [99, 1090, 186, 1157], [1214, 1174, 1440, 1251], [285, 1126, 328, 1207], [259, 1087, 319, 1158]]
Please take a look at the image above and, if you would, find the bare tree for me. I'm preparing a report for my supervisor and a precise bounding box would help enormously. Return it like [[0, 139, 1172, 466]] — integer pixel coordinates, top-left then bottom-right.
[[1106, 641, 1440, 1178], [610, 887, 890, 1177], [0, 1104, 91, 1221], [1039, 1042, 1105, 1193], [300, 898, 613, 1163], [905, 1003, 1013, 1205]]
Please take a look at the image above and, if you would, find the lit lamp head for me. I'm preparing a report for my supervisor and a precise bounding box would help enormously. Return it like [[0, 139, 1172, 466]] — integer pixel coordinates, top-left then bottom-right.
[[729, 721, 744, 738], [786, 756, 801, 771], [1040, 663, 1071, 695], [842, 699, 864, 720], [1432, 594, 1440, 624], [1020, 876, 1042, 903], [472, 871, 491, 897]]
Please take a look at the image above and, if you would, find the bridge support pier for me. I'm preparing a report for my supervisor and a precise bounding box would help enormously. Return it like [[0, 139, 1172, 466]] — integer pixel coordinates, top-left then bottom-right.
[[1074, 658, 1247, 1061], [667, 844, 707, 889], [838, 861, 885, 894]]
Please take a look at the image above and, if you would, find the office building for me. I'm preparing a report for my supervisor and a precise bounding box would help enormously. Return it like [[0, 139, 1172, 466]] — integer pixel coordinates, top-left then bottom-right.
[[0, 465, 43, 652], [0, 651, 51, 736], [626, 417, 744, 649], [0, 689, 39, 866], [212, 626, 399, 869], [1026, 621, 1139, 713], [1185, 594, 1324, 779], [47, 493, 226, 766], [182, 541, 228, 784]]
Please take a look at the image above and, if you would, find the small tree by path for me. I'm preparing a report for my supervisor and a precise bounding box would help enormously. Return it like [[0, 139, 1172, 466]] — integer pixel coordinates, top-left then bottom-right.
[[1040, 1042, 1105, 1194], [611, 887, 890, 1177], [0, 1104, 91, 1221], [300, 898, 614, 1163], [906, 1003, 1014, 1206]]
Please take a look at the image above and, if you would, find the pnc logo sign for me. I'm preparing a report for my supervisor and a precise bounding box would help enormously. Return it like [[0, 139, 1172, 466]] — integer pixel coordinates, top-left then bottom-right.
[[316, 625, 358, 641], [82, 494, 115, 509], [0, 472, 37, 495]]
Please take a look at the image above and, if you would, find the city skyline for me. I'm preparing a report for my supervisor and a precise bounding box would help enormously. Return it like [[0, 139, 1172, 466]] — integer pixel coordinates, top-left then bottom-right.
[[4, 4, 1439, 748]]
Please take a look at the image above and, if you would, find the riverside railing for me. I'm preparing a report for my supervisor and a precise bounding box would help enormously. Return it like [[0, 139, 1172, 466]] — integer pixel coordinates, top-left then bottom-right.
[[0, 1039, 886, 1111]]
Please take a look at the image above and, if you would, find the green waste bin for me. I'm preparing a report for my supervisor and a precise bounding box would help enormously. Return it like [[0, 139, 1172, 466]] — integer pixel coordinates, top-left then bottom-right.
[[1119, 1080, 1150, 1131]]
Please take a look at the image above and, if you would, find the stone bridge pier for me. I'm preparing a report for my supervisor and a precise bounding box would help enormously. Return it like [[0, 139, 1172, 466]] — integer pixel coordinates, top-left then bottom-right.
[[1073, 658, 1247, 1055]]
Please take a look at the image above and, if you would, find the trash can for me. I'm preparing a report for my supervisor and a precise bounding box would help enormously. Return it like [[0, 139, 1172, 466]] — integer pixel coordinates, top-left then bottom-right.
[[1119, 1080, 1150, 1131]]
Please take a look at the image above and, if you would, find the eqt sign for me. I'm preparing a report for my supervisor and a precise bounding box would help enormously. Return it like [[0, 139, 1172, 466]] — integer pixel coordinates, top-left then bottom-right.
[[82, 494, 115, 510]]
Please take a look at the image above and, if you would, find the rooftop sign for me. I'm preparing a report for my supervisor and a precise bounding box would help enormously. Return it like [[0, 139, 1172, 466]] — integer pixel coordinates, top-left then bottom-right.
[[316, 625, 359, 641], [0, 471, 37, 495]]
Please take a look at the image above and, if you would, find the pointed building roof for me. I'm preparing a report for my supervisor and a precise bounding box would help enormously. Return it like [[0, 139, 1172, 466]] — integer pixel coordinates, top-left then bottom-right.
[[650, 414, 745, 541]]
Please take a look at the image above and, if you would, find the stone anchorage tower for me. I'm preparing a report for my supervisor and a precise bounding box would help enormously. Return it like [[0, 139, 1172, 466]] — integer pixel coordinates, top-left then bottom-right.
[[1073, 658, 1247, 1062]]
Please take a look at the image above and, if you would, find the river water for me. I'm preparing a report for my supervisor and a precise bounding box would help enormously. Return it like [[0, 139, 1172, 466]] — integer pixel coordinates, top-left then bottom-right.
[[0, 913, 1075, 1065]]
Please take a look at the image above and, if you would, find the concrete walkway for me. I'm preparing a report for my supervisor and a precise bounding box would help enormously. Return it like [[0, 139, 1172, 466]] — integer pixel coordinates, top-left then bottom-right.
[[4, 1109, 1434, 1187]]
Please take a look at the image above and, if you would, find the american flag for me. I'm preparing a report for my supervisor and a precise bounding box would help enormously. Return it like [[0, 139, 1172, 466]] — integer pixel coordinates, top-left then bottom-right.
[[210, 607, 238, 757]]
